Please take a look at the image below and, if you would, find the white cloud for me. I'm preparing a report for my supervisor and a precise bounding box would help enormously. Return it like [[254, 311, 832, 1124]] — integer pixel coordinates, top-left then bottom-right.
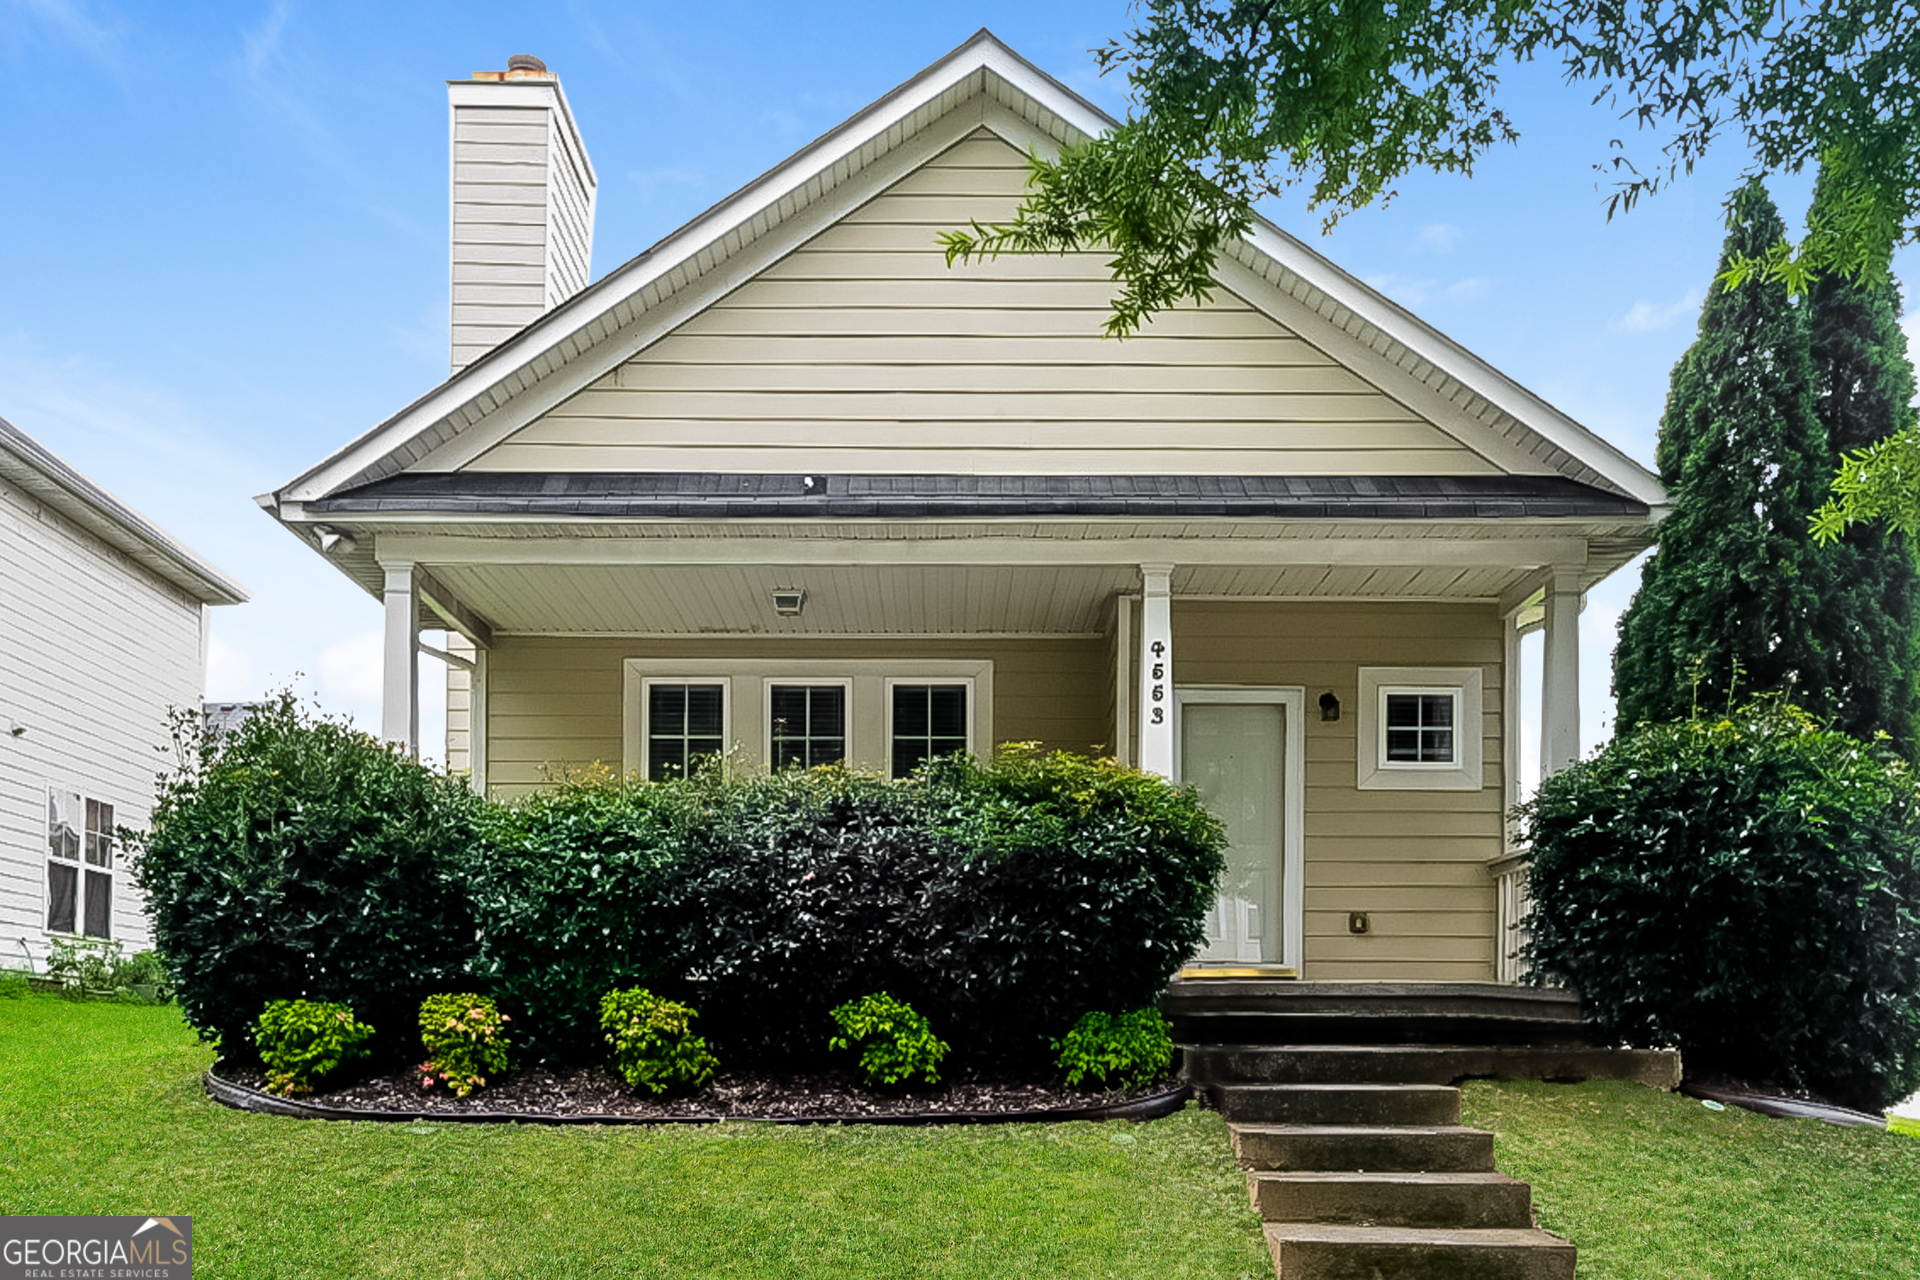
[[1446, 276, 1492, 304], [1415, 223, 1463, 253], [1617, 289, 1702, 334], [240, 0, 290, 75], [317, 631, 383, 714], [8, 0, 127, 65], [1904, 309, 1920, 369], [204, 633, 254, 700], [1363, 273, 1437, 308]]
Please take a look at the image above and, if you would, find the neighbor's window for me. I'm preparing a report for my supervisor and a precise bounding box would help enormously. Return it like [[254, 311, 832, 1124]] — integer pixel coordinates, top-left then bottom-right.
[[1382, 689, 1459, 766], [769, 684, 847, 769], [46, 789, 112, 938], [647, 682, 725, 781], [891, 683, 968, 777]]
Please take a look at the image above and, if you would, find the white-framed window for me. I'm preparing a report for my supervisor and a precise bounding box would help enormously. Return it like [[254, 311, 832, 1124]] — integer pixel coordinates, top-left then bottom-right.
[[884, 679, 974, 778], [765, 679, 852, 769], [640, 677, 730, 781], [1356, 667, 1485, 791], [46, 788, 114, 938], [623, 659, 991, 777]]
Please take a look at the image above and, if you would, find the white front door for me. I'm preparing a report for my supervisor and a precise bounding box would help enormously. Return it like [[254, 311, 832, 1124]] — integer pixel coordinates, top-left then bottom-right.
[[1177, 688, 1305, 970]]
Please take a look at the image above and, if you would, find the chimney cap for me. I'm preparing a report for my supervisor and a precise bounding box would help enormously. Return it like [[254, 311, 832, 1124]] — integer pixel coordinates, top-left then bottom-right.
[[506, 53, 548, 72]]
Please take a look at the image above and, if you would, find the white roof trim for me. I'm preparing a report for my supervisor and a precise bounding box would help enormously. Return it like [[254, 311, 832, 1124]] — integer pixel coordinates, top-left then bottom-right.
[[0, 415, 248, 605], [272, 28, 1662, 509]]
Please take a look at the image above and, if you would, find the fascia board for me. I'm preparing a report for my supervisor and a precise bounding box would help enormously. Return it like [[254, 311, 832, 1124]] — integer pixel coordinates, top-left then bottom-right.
[[278, 31, 1095, 504], [0, 416, 248, 605], [1237, 219, 1666, 505]]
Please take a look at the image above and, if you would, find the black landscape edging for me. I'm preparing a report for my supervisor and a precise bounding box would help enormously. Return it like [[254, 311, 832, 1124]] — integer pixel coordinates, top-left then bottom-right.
[[204, 1070, 1192, 1127], [1681, 1083, 1887, 1129]]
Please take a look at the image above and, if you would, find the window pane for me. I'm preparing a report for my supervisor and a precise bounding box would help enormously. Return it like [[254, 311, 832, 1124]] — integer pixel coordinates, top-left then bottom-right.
[[1386, 697, 1423, 729], [929, 686, 967, 737], [46, 862, 76, 933], [1418, 695, 1454, 729], [894, 686, 928, 735], [83, 870, 111, 939], [651, 684, 687, 733], [686, 686, 724, 737], [1385, 729, 1422, 761], [47, 792, 80, 861]]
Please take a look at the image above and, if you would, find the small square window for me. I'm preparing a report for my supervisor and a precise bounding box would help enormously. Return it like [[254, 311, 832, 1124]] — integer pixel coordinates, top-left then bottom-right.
[[647, 682, 726, 781], [1384, 692, 1457, 764], [769, 684, 848, 769], [1356, 668, 1484, 791]]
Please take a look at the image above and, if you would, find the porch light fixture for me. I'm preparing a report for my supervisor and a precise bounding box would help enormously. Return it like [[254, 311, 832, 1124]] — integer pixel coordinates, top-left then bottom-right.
[[771, 588, 806, 617], [1319, 691, 1341, 722]]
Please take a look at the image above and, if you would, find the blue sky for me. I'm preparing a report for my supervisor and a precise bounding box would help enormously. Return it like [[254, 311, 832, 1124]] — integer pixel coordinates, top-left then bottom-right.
[[3, 1, 1915, 775]]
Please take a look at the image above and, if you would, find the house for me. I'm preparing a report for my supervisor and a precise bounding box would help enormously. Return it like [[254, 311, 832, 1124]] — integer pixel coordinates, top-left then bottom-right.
[[261, 34, 1664, 983], [0, 415, 247, 966]]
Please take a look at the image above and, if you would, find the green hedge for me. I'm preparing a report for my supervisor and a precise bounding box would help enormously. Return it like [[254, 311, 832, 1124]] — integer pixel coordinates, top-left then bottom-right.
[[131, 695, 482, 1060], [137, 714, 1225, 1073], [1521, 698, 1920, 1111]]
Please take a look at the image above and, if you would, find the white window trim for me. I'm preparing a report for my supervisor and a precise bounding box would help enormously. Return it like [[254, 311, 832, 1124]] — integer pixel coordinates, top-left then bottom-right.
[[1357, 666, 1485, 791], [623, 659, 992, 777], [883, 676, 979, 778], [637, 676, 733, 779], [762, 677, 855, 769]]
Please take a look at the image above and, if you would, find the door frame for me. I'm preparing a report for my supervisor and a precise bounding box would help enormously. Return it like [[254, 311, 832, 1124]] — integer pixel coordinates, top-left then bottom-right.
[[1173, 685, 1307, 973]]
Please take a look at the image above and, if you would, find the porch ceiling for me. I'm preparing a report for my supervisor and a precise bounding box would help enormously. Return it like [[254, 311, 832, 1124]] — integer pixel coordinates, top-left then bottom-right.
[[423, 560, 1551, 635]]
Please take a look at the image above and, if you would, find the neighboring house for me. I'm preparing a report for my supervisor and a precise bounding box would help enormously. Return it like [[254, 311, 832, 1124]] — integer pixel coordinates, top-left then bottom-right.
[[0, 416, 247, 966], [262, 34, 1664, 982]]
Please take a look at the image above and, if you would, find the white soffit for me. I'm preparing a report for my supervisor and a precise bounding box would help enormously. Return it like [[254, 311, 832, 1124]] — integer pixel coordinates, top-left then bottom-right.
[[271, 29, 1663, 509]]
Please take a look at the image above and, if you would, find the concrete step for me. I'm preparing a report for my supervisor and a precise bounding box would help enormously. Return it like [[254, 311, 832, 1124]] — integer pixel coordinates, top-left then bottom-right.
[[1251, 1170, 1535, 1229], [1188, 1042, 1681, 1090], [1264, 1224, 1576, 1280], [1214, 1082, 1461, 1126], [1231, 1123, 1495, 1173]]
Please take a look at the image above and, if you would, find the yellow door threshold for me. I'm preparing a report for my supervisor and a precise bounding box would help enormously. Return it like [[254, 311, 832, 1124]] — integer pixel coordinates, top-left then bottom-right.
[[1177, 965, 1299, 980]]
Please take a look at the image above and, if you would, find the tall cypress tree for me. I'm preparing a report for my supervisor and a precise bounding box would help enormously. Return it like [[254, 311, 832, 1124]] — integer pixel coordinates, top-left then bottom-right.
[[1613, 181, 1834, 728], [1803, 164, 1920, 752]]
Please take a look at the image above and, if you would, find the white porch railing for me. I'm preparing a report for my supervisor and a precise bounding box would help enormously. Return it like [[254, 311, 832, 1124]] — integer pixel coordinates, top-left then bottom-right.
[[1489, 852, 1532, 984]]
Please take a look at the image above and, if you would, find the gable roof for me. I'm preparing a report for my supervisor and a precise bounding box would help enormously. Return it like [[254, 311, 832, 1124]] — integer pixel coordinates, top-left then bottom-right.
[[0, 414, 248, 606], [268, 29, 1664, 514]]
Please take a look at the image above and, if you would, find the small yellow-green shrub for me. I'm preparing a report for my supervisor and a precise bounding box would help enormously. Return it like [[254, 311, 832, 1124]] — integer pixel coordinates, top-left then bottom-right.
[[418, 993, 511, 1098], [600, 987, 717, 1094], [253, 999, 375, 1097]]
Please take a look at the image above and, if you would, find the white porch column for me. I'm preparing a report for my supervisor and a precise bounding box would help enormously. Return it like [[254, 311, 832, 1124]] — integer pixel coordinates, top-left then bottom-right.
[[1138, 564, 1174, 778], [1540, 569, 1582, 777], [381, 559, 420, 756]]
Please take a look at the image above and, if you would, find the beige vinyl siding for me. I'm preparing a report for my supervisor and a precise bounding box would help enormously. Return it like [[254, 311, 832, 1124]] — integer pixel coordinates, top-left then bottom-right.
[[483, 635, 1110, 796], [1173, 600, 1504, 981], [463, 132, 1495, 476], [0, 475, 206, 964]]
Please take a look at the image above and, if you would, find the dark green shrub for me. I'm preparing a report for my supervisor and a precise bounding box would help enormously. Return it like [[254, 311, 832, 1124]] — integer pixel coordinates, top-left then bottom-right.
[[468, 773, 686, 1061], [254, 998, 375, 1097], [1522, 698, 1920, 1111], [129, 693, 483, 1059], [600, 987, 717, 1094], [418, 992, 512, 1098], [1054, 1009, 1175, 1090], [914, 746, 1225, 1063], [829, 992, 949, 1086]]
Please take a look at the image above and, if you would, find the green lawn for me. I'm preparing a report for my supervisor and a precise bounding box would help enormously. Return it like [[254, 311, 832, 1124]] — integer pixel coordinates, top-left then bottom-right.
[[0, 998, 1270, 1279], [1462, 1078, 1920, 1278], [9, 998, 1920, 1279]]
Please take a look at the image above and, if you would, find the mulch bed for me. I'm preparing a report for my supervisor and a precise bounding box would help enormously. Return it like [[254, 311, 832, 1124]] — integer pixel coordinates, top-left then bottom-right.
[[209, 1062, 1186, 1124]]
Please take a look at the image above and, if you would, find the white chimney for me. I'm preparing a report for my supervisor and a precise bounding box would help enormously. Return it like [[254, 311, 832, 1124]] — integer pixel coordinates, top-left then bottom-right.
[[447, 54, 598, 374]]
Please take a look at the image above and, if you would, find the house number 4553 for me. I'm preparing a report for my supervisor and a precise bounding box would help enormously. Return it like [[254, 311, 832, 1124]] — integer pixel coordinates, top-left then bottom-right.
[[1149, 640, 1167, 725]]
